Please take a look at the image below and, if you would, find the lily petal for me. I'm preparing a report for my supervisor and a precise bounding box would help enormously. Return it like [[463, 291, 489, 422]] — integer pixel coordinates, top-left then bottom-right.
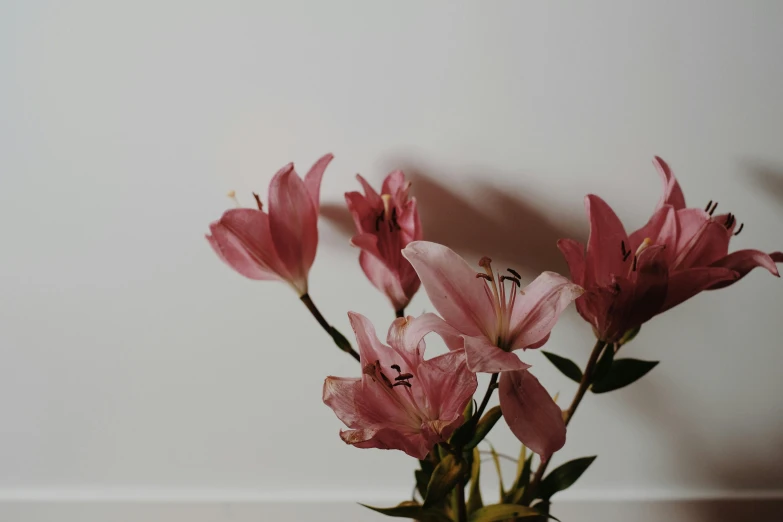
[[207, 208, 288, 281], [403, 241, 497, 339], [387, 312, 464, 355], [303, 153, 333, 211], [352, 233, 410, 310], [348, 312, 398, 370], [706, 250, 782, 289], [340, 426, 430, 460], [662, 266, 738, 310], [508, 272, 584, 350], [585, 195, 630, 287], [268, 163, 319, 291], [356, 174, 383, 208], [653, 156, 686, 211], [499, 369, 566, 459], [417, 351, 477, 430], [323, 376, 362, 427], [630, 204, 678, 263], [557, 239, 586, 287], [464, 336, 531, 373]]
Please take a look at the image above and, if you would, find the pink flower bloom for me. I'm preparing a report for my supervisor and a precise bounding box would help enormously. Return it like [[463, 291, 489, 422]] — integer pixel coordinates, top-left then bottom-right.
[[323, 312, 477, 460], [206, 154, 333, 296], [559, 156, 783, 342], [402, 241, 582, 458], [346, 171, 422, 312]]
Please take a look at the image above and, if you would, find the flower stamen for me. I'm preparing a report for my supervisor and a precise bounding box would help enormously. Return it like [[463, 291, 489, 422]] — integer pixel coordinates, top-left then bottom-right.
[[734, 223, 744, 236], [252, 192, 263, 211], [227, 190, 240, 208]]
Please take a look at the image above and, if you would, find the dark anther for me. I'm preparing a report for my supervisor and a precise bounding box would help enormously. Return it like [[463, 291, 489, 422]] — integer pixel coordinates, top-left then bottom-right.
[[395, 373, 414, 381], [734, 223, 744, 236], [704, 200, 713, 212], [476, 273, 493, 281], [375, 214, 383, 231], [390, 364, 401, 372], [390, 207, 401, 231], [632, 255, 638, 272], [623, 250, 631, 262], [507, 268, 521, 279], [252, 192, 263, 210], [392, 381, 412, 388], [621, 240, 628, 257], [500, 275, 521, 287], [380, 372, 393, 388], [724, 213, 735, 229], [708, 201, 718, 216]]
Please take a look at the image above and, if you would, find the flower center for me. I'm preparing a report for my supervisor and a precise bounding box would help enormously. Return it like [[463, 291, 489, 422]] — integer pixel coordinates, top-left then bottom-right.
[[375, 194, 401, 232], [475, 257, 521, 350]]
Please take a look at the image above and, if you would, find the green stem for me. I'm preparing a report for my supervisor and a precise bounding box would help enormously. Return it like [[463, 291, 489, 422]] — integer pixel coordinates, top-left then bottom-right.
[[456, 477, 467, 522], [474, 373, 499, 422], [527, 339, 607, 499], [300, 293, 360, 362]]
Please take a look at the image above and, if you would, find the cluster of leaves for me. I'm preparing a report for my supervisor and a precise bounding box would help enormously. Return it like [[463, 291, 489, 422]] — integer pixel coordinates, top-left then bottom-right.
[[364, 403, 597, 521]]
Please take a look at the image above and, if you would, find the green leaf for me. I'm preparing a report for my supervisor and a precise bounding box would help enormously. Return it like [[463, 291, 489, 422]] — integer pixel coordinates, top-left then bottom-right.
[[467, 447, 483, 513], [590, 342, 614, 386], [591, 359, 659, 393], [424, 453, 469, 508], [415, 458, 435, 499], [361, 501, 452, 522], [541, 351, 583, 383], [465, 406, 503, 450], [485, 442, 505, 501], [539, 456, 597, 500], [468, 504, 543, 521], [618, 325, 641, 346], [507, 452, 533, 504]]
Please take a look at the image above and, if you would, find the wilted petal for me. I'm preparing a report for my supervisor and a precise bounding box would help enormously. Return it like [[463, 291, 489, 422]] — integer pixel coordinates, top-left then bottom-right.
[[499, 369, 566, 459], [653, 156, 686, 211], [585, 195, 630, 286], [557, 239, 586, 286], [268, 164, 319, 291], [403, 241, 497, 338], [207, 209, 288, 281], [508, 272, 584, 350], [303, 153, 333, 210], [464, 336, 531, 373]]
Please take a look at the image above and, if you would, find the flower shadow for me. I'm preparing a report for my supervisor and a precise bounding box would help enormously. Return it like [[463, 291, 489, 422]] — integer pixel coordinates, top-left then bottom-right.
[[743, 160, 783, 205]]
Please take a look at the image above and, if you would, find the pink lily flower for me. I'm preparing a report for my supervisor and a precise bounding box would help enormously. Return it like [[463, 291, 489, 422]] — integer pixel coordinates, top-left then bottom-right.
[[559, 156, 783, 342], [402, 241, 582, 458], [346, 171, 423, 312], [206, 154, 333, 296], [323, 312, 477, 460]]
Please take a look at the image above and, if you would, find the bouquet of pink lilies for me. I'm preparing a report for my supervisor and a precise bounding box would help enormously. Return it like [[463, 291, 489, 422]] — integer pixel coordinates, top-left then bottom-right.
[[206, 154, 782, 521]]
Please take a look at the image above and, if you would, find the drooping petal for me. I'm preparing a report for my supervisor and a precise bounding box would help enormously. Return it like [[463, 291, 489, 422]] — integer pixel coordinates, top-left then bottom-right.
[[207, 208, 289, 282], [268, 163, 319, 291], [557, 239, 586, 287], [507, 272, 584, 350], [706, 250, 782, 289], [322, 376, 362, 428], [662, 266, 738, 310], [464, 336, 531, 373], [303, 153, 333, 211], [340, 426, 430, 460], [585, 195, 630, 287], [653, 156, 686, 211], [402, 241, 497, 339], [417, 351, 478, 429], [352, 233, 410, 310], [499, 369, 566, 459]]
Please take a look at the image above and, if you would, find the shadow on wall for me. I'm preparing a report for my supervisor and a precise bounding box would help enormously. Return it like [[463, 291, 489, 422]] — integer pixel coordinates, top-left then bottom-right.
[[321, 162, 588, 278], [744, 160, 783, 205]]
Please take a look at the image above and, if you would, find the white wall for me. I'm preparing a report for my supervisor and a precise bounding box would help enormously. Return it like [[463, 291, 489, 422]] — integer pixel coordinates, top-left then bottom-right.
[[1, 1, 782, 520]]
